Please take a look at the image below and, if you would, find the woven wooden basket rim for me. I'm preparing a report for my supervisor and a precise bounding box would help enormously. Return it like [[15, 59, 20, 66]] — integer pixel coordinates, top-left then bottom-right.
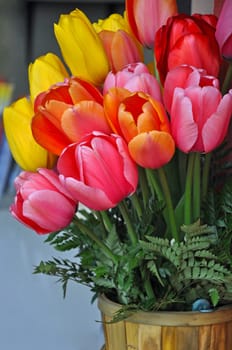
[[98, 294, 232, 326]]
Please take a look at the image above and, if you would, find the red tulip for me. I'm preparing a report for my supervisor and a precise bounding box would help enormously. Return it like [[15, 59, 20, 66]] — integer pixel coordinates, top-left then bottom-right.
[[103, 62, 162, 102], [32, 77, 111, 155], [126, 0, 177, 48], [164, 65, 219, 113], [170, 86, 232, 153], [10, 169, 77, 234], [104, 88, 175, 168], [155, 14, 221, 84], [57, 132, 138, 210], [215, 0, 232, 59]]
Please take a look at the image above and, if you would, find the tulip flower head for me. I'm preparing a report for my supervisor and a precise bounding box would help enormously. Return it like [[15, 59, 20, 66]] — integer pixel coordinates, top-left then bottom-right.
[[10, 169, 77, 234], [57, 132, 138, 210]]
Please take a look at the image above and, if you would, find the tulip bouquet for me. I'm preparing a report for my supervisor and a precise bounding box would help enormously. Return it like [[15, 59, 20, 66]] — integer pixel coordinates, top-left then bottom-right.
[[3, 0, 232, 315]]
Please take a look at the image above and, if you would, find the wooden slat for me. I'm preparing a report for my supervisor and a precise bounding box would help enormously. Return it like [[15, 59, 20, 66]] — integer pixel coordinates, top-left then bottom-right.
[[175, 326, 199, 350], [125, 321, 139, 349], [209, 323, 226, 350], [102, 315, 127, 350], [199, 326, 211, 350], [162, 326, 176, 350], [138, 324, 162, 350]]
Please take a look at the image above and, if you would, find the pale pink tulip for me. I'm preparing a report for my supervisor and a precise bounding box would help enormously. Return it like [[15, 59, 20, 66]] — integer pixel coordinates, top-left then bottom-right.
[[57, 132, 138, 210], [103, 62, 162, 102], [126, 0, 178, 48], [170, 87, 232, 153], [164, 65, 219, 113], [10, 169, 77, 234]]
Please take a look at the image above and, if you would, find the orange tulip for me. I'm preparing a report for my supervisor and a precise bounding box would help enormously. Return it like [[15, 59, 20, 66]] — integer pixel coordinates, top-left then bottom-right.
[[104, 88, 175, 168], [32, 77, 111, 155]]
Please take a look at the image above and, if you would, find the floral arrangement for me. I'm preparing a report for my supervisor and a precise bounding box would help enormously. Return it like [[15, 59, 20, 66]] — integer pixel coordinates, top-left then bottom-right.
[[3, 0, 232, 315]]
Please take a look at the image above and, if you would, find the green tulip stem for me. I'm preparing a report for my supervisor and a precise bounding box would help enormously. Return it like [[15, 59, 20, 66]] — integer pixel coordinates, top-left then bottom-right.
[[100, 210, 114, 233], [193, 152, 201, 221], [222, 62, 232, 95], [73, 217, 118, 264], [131, 193, 143, 219], [145, 168, 163, 202], [139, 167, 150, 208], [202, 152, 212, 199], [157, 167, 179, 242], [118, 201, 138, 245], [184, 153, 195, 225]]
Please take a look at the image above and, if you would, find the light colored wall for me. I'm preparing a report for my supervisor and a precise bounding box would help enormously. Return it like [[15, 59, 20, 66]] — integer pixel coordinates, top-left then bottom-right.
[[191, 0, 214, 13]]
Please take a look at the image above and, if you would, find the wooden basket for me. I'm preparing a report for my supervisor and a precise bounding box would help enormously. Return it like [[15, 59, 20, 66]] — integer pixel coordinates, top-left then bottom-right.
[[98, 295, 232, 350]]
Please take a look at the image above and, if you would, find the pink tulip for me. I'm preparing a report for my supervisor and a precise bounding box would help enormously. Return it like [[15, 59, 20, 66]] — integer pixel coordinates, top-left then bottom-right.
[[57, 132, 138, 210], [164, 65, 219, 113], [103, 62, 162, 102], [215, 0, 232, 59], [170, 86, 232, 153], [126, 0, 178, 48], [10, 169, 77, 234]]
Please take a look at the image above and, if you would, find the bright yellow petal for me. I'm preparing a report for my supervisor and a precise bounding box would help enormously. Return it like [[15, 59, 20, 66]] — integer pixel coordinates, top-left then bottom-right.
[[3, 97, 56, 171], [54, 9, 109, 85], [28, 53, 69, 103], [93, 13, 130, 33]]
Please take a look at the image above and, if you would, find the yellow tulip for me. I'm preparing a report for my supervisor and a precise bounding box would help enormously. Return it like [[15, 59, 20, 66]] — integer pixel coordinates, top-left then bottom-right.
[[93, 13, 130, 33], [28, 53, 69, 103], [3, 97, 56, 171], [54, 9, 110, 86]]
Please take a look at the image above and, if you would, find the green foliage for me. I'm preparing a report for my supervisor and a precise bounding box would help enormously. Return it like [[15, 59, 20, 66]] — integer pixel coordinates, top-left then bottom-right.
[[34, 173, 232, 318]]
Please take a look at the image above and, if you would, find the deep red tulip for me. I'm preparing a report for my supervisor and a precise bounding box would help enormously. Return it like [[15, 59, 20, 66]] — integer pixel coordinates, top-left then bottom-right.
[[10, 169, 77, 234], [57, 132, 138, 210], [155, 14, 221, 84]]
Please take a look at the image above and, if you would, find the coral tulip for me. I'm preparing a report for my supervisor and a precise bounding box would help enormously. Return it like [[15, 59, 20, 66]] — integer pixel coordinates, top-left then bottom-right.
[[103, 62, 162, 103], [32, 77, 111, 155], [57, 132, 138, 210], [28, 53, 69, 103], [10, 169, 77, 234], [155, 14, 221, 83], [170, 87, 232, 153], [3, 97, 56, 171], [54, 9, 110, 85], [215, 0, 232, 59], [104, 88, 175, 168], [164, 65, 219, 113], [98, 29, 142, 73], [126, 0, 177, 48]]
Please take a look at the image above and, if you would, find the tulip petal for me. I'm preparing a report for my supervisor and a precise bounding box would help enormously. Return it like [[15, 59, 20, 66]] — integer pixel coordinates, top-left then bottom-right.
[[29, 53, 69, 103], [171, 88, 198, 153], [129, 131, 175, 169], [3, 97, 56, 170], [54, 9, 109, 85], [23, 190, 75, 231], [202, 91, 232, 152], [60, 175, 115, 210], [61, 101, 111, 142]]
